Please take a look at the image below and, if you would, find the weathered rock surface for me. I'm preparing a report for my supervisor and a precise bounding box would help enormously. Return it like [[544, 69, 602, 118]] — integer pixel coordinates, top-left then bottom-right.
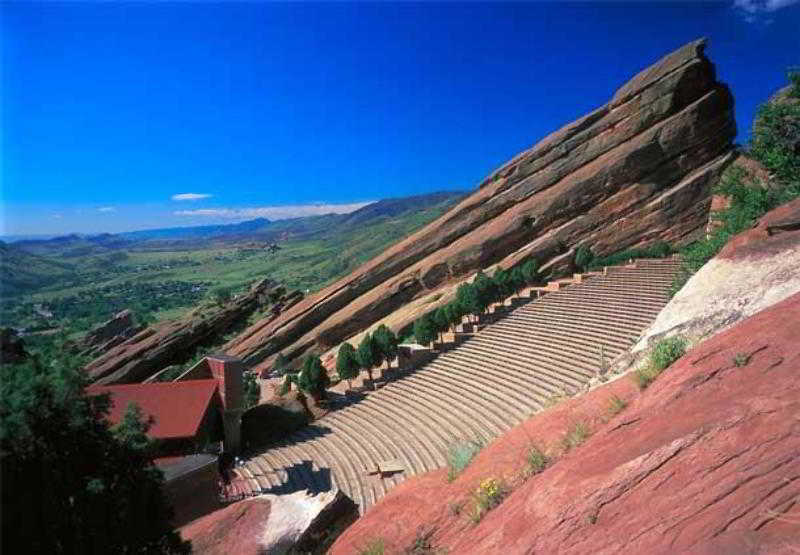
[[180, 489, 356, 554], [636, 197, 800, 352], [331, 292, 800, 554], [77, 309, 142, 358], [84, 279, 302, 385], [225, 38, 737, 375]]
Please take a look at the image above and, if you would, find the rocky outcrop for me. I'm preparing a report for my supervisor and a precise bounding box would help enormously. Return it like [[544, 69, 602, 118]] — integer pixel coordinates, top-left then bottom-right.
[[637, 197, 800, 351], [84, 279, 302, 385], [180, 490, 357, 554], [331, 292, 800, 554], [77, 309, 142, 358], [224, 38, 736, 375]]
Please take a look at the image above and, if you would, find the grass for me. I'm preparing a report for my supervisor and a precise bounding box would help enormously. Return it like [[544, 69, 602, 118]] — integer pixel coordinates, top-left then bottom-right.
[[733, 353, 750, 367], [633, 336, 688, 390], [607, 395, 628, 416], [405, 526, 442, 554], [561, 421, 591, 452], [359, 538, 386, 555], [524, 446, 549, 477], [446, 439, 483, 482]]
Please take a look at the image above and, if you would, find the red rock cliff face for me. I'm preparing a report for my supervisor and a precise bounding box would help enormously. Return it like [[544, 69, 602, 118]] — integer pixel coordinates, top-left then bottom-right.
[[225, 39, 736, 374]]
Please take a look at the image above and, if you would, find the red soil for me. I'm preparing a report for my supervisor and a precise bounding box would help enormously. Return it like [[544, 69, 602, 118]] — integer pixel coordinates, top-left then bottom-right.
[[332, 292, 800, 554]]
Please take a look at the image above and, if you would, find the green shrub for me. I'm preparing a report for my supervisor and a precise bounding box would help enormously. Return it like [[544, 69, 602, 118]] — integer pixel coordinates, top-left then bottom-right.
[[588, 241, 674, 270], [446, 439, 482, 482], [524, 446, 549, 477], [733, 353, 750, 367], [633, 336, 687, 390], [607, 394, 628, 416], [650, 336, 687, 372], [561, 420, 590, 452]]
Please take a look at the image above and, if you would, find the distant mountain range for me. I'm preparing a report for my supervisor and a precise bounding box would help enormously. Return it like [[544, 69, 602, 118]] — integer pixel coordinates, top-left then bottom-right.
[[5, 192, 465, 257]]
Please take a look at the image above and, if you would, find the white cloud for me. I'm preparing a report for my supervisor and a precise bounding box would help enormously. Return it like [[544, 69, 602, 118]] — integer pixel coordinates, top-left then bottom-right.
[[174, 202, 374, 221], [97, 206, 116, 213], [734, 0, 799, 15], [171, 193, 213, 201]]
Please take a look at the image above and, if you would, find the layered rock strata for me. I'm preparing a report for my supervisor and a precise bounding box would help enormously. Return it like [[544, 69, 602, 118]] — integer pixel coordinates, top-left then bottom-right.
[[224, 39, 736, 375], [84, 279, 302, 385]]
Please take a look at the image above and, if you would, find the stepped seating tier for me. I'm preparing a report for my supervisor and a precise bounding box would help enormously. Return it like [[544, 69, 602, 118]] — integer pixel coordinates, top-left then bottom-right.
[[230, 259, 679, 513]]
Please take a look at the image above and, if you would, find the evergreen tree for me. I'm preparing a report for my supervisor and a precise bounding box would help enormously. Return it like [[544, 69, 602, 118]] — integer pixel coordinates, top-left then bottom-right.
[[432, 306, 450, 341], [413, 314, 437, 346], [455, 282, 481, 321], [521, 259, 539, 285], [271, 353, 289, 377], [336, 342, 360, 391], [373, 325, 398, 369], [510, 266, 526, 295], [356, 333, 379, 388], [0, 356, 190, 554], [296, 355, 330, 399], [445, 302, 463, 331], [243, 371, 261, 408], [473, 271, 497, 312], [574, 245, 594, 271]]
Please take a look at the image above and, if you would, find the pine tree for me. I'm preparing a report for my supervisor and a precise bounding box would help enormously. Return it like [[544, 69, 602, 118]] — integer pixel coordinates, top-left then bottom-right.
[[373, 325, 398, 369], [297, 355, 330, 399], [456, 282, 481, 321], [413, 314, 437, 346], [336, 342, 359, 391], [521, 259, 539, 285], [356, 333, 379, 388], [432, 307, 450, 341], [510, 266, 526, 296]]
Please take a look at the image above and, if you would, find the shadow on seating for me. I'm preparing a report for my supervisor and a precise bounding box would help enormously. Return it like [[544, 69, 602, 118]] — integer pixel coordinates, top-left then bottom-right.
[[265, 459, 332, 495]]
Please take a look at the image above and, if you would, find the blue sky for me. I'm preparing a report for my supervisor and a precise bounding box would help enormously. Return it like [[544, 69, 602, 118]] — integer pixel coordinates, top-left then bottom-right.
[[2, 1, 799, 236]]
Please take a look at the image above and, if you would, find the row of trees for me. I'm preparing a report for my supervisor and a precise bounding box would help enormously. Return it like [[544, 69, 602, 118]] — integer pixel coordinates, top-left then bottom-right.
[[336, 324, 399, 391], [275, 259, 538, 397], [413, 259, 540, 345]]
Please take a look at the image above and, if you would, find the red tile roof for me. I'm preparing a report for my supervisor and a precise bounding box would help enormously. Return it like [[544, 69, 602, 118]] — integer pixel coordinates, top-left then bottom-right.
[[88, 380, 221, 440]]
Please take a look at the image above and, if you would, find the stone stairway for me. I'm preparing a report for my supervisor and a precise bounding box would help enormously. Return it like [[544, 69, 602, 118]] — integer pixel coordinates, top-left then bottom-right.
[[226, 258, 681, 514]]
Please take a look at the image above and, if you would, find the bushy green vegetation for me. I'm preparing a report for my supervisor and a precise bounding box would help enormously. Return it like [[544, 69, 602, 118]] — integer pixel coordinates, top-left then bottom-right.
[[607, 394, 628, 416], [405, 258, 540, 348], [446, 439, 483, 482], [586, 241, 674, 270], [0, 355, 189, 553], [671, 69, 800, 295], [633, 336, 687, 390], [336, 342, 360, 390], [524, 445, 549, 477]]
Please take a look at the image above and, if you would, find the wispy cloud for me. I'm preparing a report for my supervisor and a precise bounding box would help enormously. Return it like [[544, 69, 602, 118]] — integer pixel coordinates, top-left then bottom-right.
[[174, 202, 374, 221], [97, 206, 116, 213], [171, 193, 213, 201], [734, 0, 799, 22]]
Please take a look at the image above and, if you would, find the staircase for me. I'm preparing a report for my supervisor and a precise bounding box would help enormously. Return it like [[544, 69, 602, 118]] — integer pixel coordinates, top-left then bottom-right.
[[227, 258, 680, 514]]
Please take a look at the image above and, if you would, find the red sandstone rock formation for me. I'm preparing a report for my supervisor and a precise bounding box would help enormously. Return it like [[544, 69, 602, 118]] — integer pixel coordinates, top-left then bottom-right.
[[224, 38, 736, 375], [331, 291, 800, 554], [84, 279, 302, 385]]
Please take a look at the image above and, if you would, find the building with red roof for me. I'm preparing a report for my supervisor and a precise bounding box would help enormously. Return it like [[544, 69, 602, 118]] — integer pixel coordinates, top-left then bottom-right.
[[88, 379, 225, 457]]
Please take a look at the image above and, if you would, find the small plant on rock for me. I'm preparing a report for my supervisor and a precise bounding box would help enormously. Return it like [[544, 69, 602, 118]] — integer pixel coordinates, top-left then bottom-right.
[[358, 538, 386, 555], [561, 420, 590, 452], [524, 446, 549, 478], [733, 352, 750, 367], [607, 394, 628, 416], [469, 478, 509, 524], [405, 526, 440, 554], [446, 439, 482, 482]]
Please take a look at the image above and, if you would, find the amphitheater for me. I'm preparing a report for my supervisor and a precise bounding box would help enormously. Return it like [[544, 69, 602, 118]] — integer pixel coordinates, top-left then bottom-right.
[[225, 257, 681, 514]]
